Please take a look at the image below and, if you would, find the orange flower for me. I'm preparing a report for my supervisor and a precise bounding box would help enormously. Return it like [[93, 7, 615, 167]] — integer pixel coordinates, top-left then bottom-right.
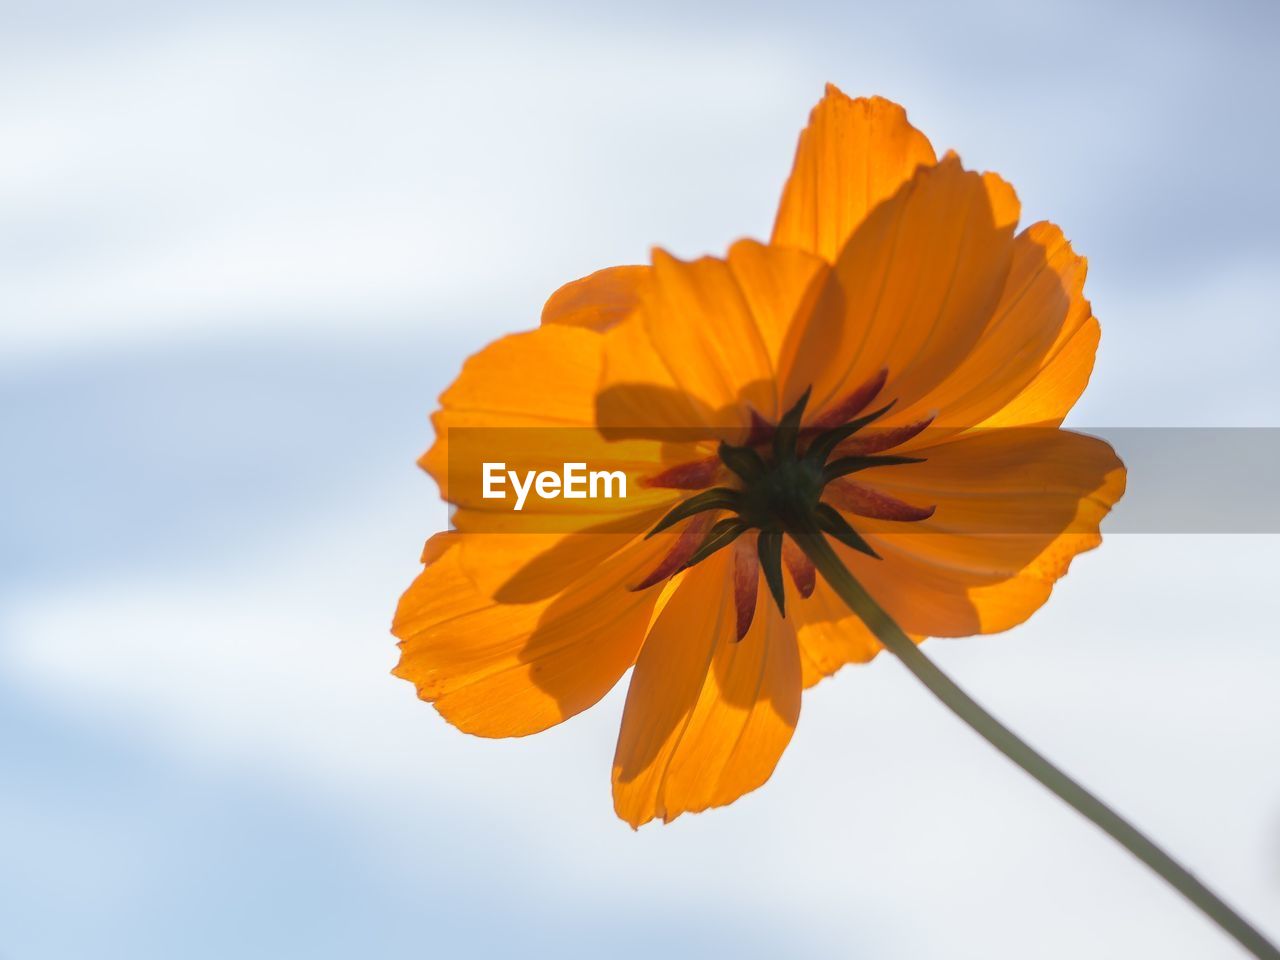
[[393, 84, 1125, 827]]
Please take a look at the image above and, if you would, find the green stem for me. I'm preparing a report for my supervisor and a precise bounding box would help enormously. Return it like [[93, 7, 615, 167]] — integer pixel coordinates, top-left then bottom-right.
[[793, 527, 1280, 960]]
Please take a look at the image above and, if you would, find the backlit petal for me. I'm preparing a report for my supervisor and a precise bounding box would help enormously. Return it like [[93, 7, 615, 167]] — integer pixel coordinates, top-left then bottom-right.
[[424, 324, 604, 500], [726, 239, 830, 372], [393, 534, 664, 737], [612, 554, 801, 826], [541, 265, 648, 331], [920, 222, 1097, 430], [424, 322, 692, 527], [789, 428, 1120, 684], [978, 318, 1100, 429], [791, 576, 895, 687], [598, 242, 832, 438], [772, 85, 937, 262], [850, 428, 1126, 637], [782, 155, 1020, 424]]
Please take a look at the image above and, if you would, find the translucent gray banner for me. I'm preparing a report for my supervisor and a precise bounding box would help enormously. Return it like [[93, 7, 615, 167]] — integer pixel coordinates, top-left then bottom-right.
[[441, 427, 1280, 534]]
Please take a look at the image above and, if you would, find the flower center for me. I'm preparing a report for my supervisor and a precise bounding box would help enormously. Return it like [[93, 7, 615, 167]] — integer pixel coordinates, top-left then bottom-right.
[[733, 450, 824, 533], [639, 383, 934, 626]]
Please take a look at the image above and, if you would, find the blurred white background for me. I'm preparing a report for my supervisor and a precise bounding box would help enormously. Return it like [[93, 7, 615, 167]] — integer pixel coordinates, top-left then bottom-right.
[[2, 1, 1279, 957]]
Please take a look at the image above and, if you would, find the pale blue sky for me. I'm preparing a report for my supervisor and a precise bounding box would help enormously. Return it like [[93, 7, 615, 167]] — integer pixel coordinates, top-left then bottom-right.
[[2, 1, 1279, 957]]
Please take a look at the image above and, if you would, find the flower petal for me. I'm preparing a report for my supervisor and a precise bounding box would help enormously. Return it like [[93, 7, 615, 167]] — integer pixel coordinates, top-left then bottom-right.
[[726, 239, 830, 374], [791, 576, 897, 687], [612, 554, 801, 826], [789, 427, 1121, 684], [646, 247, 777, 421], [598, 242, 832, 437], [850, 428, 1126, 637], [782, 154, 1020, 423], [772, 84, 936, 263], [453, 524, 653, 603], [978, 322, 1101, 430], [424, 324, 606, 498], [423, 322, 694, 528], [920, 221, 1098, 430], [437, 324, 603, 425], [541, 265, 648, 331], [393, 534, 663, 737]]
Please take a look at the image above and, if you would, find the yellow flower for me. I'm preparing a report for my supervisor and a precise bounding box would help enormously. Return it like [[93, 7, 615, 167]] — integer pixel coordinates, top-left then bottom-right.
[[393, 84, 1125, 828]]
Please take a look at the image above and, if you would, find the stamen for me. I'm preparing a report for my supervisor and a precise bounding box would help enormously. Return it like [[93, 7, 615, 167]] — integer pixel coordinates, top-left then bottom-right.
[[644, 456, 723, 490], [806, 368, 888, 432], [782, 536, 816, 598], [834, 413, 935, 457], [732, 534, 760, 640], [631, 513, 715, 590], [823, 479, 936, 522]]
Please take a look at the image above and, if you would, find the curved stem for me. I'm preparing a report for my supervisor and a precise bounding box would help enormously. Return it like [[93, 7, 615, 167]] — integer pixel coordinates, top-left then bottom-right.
[[793, 528, 1280, 960]]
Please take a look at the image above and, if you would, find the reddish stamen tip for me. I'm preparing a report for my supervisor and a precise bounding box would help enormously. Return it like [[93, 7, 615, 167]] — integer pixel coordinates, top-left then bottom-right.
[[808, 368, 889, 432], [782, 537, 816, 598], [838, 413, 936, 456], [643, 456, 723, 490], [632, 513, 715, 590], [824, 479, 935, 522], [733, 534, 760, 640]]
